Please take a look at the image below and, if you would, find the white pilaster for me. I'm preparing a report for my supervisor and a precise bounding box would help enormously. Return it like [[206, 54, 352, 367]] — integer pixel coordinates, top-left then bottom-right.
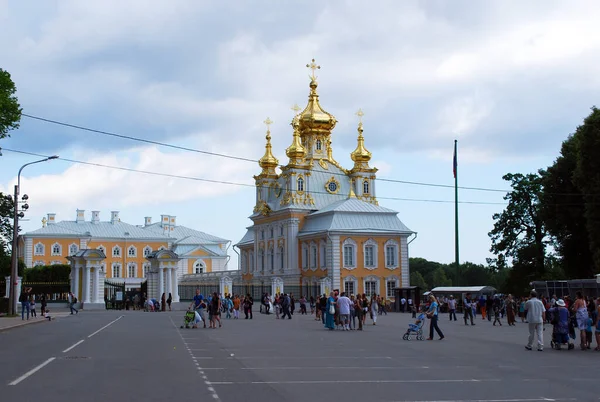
[[83, 266, 91, 303], [73, 266, 80, 300], [158, 267, 164, 298], [329, 235, 341, 292], [94, 267, 100, 303], [25, 238, 33, 268], [172, 268, 179, 302], [166, 267, 172, 298], [400, 235, 410, 287]]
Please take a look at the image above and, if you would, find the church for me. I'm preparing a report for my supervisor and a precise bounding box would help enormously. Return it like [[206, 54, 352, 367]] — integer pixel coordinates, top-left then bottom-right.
[[235, 60, 415, 300]]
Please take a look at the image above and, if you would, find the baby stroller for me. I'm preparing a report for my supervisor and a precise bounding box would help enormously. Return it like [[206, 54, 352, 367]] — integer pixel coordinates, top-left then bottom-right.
[[549, 306, 575, 350], [181, 310, 201, 329], [403, 312, 426, 340]]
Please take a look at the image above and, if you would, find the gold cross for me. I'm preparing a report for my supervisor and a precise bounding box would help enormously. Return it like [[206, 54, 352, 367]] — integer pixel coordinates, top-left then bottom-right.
[[291, 104, 301, 115], [263, 117, 273, 131], [306, 58, 320, 80], [355, 108, 364, 124]]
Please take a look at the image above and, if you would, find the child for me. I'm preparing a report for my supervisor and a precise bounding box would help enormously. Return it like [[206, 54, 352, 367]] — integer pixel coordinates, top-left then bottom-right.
[[29, 296, 37, 318], [45, 308, 51, 321], [585, 317, 593, 349]]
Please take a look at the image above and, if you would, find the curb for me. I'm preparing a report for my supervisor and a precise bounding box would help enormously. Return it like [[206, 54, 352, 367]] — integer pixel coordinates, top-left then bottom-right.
[[0, 315, 72, 333]]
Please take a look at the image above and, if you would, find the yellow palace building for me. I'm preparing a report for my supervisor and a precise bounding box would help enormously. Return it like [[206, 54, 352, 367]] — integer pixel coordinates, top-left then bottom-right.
[[235, 60, 416, 300], [20, 210, 230, 292]]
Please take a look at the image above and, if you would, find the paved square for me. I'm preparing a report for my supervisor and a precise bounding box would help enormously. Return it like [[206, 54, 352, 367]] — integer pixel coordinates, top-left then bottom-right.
[[0, 309, 596, 401]]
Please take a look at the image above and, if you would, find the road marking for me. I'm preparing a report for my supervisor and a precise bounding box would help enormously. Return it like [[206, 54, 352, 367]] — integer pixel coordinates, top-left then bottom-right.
[[208, 379, 501, 385], [8, 357, 56, 386], [62, 340, 85, 353], [388, 399, 577, 402], [224, 356, 392, 360], [88, 315, 124, 338]]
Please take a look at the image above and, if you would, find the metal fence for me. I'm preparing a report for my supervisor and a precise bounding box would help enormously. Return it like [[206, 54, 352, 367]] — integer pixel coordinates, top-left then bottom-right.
[[22, 281, 71, 302], [179, 283, 312, 301]]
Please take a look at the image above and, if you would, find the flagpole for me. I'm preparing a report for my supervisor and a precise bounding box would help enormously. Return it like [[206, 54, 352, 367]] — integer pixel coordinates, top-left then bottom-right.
[[454, 139, 460, 286]]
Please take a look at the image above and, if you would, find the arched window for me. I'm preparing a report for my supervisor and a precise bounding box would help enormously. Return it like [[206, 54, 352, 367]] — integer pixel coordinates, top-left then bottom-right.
[[384, 239, 399, 269], [51, 243, 62, 256], [310, 243, 317, 269], [143, 246, 152, 257], [143, 263, 151, 277], [34, 243, 45, 256], [112, 263, 121, 278], [279, 247, 285, 270], [316, 139, 322, 151], [386, 276, 399, 298], [269, 248, 274, 272], [112, 245, 121, 257], [69, 244, 79, 256], [259, 249, 265, 271], [342, 238, 357, 269], [297, 177, 304, 192], [344, 276, 357, 296], [249, 252, 255, 272], [194, 260, 205, 274], [128, 263, 137, 278], [363, 238, 378, 269], [363, 180, 369, 194], [128, 246, 137, 257]]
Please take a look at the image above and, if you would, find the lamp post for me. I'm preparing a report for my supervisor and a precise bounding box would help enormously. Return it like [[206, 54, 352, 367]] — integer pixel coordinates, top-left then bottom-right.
[[9, 155, 59, 315]]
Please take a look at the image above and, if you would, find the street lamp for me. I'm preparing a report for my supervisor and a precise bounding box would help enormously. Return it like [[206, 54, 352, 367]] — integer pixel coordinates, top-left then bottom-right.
[[9, 155, 59, 315]]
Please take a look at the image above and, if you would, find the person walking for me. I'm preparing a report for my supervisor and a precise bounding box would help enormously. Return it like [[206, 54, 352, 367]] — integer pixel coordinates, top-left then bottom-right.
[[426, 294, 444, 340], [448, 295, 457, 321], [325, 292, 336, 330], [573, 291, 589, 350], [524, 290, 546, 351], [463, 293, 475, 325], [281, 293, 292, 319], [167, 293, 172, 311], [68, 291, 79, 315]]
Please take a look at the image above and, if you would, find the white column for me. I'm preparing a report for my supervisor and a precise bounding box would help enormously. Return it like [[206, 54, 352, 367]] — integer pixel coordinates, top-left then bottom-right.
[[172, 268, 179, 302], [94, 267, 100, 303], [158, 267, 164, 298], [83, 266, 91, 303], [4, 276, 10, 298], [166, 267, 172, 298]]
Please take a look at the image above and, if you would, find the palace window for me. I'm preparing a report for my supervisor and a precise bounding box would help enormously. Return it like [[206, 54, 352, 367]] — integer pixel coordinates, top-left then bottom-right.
[[344, 276, 357, 296], [386, 277, 399, 298], [69, 244, 78, 256], [297, 177, 304, 192], [158, 246, 166, 251], [311, 245, 317, 269], [270, 227, 274, 238], [363, 180, 369, 194], [279, 247, 285, 270], [194, 260, 205, 274], [143, 263, 151, 277], [112, 263, 121, 278], [269, 248, 274, 272], [302, 245, 309, 269], [316, 139, 322, 151], [363, 239, 378, 269], [128, 246, 137, 257], [34, 243, 45, 256], [51, 260, 62, 265], [365, 280, 377, 297], [249, 252, 255, 272], [34, 260, 44, 267], [51, 243, 62, 256], [97, 245, 106, 254], [385, 239, 399, 268], [143, 246, 152, 257], [280, 225, 284, 236], [112, 245, 121, 257], [259, 249, 265, 271], [320, 243, 326, 268], [261, 230, 265, 240], [128, 263, 137, 278], [342, 238, 357, 269]]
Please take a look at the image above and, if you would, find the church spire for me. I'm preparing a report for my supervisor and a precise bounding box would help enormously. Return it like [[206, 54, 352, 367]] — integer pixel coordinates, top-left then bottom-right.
[[350, 109, 372, 168], [286, 105, 306, 161], [258, 117, 279, 176]]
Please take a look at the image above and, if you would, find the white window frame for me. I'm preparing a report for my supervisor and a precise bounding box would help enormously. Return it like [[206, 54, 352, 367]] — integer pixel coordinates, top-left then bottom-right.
[[279, 246, 285, 270], [310, 243, 317, 270], [194, 260, 205, 274], [128, 263, 137, 278], [34, 260, 45, 267], [143, 246, 152, 257], [319, 242, 327, 269], [158, 246, 166, 251], [297, 177, 304, 192], [34, 243, 45, 256], [51, 243, 62, 256], [343, 276, 357, 296], [259, 249, 265, 272], [316, 139, 322, 151], [363, 238, 378, 269], [363, 275, 380, 297], [268, 247, 274, 272], [68, 243, 78, 256], [143, 263, 151, 278], [51, 260, 62, 265], [386, 276, 399, 298], [112, 263, 121, 278], [342, 238, 357, 269], [280, 225, 284, 236], [301, 243, 309, 270], [249, 251, 255, 272], [112, 245, 122, 257], [363, 180, 369, 194], [384, 239, 399, 269], [128, 245, 137, 257]]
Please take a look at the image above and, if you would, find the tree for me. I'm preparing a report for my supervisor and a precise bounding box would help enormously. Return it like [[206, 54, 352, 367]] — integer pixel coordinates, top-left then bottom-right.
[[432, 267, 452, 287], [539, 133, 594, 278], [0, 69, 22, 250], [489, 173, 548, 284], [573, 106, 600, 273], [23, 265, 71, 282], [410, 271, 428, 290]]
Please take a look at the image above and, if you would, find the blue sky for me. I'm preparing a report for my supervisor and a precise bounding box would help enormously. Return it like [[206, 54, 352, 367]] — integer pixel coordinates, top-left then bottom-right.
[[1, 0, 599, 270]]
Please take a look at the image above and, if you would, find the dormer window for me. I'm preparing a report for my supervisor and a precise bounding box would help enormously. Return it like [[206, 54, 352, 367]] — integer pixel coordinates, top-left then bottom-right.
[[297, 177, 304, 192], [363, 180, 370, 194], [316, 139, 322, 151]]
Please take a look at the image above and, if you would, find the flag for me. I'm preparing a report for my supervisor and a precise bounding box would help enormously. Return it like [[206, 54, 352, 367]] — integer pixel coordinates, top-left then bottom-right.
[[453, 140, 457, 178]]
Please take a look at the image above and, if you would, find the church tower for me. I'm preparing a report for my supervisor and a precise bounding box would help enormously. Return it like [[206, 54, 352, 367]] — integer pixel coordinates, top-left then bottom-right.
[[349, 109, 378, 204], [253, 118, 279, 216]]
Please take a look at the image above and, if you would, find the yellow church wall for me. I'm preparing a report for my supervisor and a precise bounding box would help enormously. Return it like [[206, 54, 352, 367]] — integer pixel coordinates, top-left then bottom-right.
[[30, 238, 81, 265]]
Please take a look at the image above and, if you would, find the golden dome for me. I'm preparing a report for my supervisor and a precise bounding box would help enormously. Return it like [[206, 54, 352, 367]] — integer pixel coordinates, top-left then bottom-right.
[[350, 122, 372, 163], [286, 117, 306, 159], [258, 127, 279, 172], [298, 79, 337, 134]]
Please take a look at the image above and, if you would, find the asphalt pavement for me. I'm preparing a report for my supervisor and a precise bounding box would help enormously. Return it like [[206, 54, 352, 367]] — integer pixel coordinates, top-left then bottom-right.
[[0, 308, 598, 402]]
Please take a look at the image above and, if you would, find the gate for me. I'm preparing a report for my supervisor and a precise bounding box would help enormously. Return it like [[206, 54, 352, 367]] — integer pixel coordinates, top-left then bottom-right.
[[104, 280, 126, 310]]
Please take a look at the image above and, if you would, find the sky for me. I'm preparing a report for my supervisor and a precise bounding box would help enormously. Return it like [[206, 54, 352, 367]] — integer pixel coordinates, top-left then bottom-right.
[[1, 0, 600, 271]]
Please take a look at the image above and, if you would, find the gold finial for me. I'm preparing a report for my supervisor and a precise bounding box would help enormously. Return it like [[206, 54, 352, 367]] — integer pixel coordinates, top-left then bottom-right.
[[306, 58, 320, 81], [350, 116, 372, 164], [263, 117, 273, 132], [355, 108, 364, 124], [349, 178, 357, 199], [42, 217, 47, 227]]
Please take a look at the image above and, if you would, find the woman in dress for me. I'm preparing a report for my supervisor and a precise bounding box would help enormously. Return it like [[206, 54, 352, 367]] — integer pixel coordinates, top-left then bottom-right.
[[506, 295, 516, 326], [161, 293, 166, 312], [167, 293, 172, 311], [573, 291, 588, 350], [370, 294, 378, 325], [325, 292, 336, 330]]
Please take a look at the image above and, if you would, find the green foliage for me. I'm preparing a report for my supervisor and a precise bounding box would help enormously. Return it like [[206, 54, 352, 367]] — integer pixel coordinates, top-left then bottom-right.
[[489, 173, 547, 282], [409, 258, 500, 291], [409, 271, 428, 290], [0, 69, 22, 139], [0, 193, 15, 246], [23, 265, 71, 282], [573, 106, 600, 272], [0, 246, 24, 277], [432, 267, 452, 287]]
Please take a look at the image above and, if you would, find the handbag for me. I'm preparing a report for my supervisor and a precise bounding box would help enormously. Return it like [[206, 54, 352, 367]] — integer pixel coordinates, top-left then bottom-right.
[[329, 304, 335, 315]]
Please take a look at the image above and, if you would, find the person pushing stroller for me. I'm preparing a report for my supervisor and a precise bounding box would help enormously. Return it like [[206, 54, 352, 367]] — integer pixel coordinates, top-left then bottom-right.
[[548, 299, 574, 350]]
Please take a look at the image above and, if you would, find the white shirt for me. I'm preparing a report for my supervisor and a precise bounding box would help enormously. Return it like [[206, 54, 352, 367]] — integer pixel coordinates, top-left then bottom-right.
[[448, 299, 456, 309], [337, 296, 352, 315], [525, 297, 546, 324]]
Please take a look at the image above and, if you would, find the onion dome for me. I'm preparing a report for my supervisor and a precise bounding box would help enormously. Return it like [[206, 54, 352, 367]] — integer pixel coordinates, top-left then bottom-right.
[[350, 122, 372, 164], [298, 79, 337, 134], [286, 116, 306, 159], [258, 118, 279, 174]]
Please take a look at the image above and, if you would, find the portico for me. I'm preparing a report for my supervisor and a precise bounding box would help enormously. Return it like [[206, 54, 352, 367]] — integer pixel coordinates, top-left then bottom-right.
[[146, 249, 181, 304], [66, 249, 107, 309]]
